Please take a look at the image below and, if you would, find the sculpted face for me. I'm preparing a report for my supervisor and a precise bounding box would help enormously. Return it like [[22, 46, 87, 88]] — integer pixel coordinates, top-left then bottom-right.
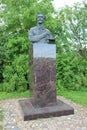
[[36, 14, 45, 24]]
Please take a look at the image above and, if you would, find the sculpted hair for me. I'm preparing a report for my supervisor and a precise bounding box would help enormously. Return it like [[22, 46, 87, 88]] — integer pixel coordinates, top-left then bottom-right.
[[36, 13, 46, 20]]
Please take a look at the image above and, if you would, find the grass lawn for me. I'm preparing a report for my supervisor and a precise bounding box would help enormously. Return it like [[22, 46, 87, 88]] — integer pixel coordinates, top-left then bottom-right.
[[0, 109, 3, 121], [0, 91, 30, 100], [0, 125, 3, 130], [57, 88, 87, 107], [0, 88, 87, 107], [0, 108, 3, 130]]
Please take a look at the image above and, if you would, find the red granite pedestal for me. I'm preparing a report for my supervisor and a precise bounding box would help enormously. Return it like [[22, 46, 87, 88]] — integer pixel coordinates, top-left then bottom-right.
[[19, 43, 74, 121], [19, 98, 74, 121]]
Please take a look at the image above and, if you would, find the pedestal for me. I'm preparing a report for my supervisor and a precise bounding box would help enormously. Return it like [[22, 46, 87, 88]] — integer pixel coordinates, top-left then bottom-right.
[[32, 43, 57, 107], [19, 98, 74, 121], [19, 43, 74, 121]]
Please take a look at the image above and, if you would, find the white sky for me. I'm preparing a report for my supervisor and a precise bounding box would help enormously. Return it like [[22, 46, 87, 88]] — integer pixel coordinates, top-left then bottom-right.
[[53, 0, 83, 9]]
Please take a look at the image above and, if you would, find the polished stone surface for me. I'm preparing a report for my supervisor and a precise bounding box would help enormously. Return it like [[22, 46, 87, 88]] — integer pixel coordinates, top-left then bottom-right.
[[19, 43, 74, 121], [19, 98, 74, 121], [32, 43, 57, 107]]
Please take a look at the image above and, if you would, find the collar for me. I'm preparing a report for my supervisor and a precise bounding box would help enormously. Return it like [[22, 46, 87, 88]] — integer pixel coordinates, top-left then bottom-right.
[[37, 24, 45, 30]]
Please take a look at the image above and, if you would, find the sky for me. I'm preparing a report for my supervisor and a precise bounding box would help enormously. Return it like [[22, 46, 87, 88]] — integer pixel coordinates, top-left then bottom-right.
[[52, 0, 83, 9]]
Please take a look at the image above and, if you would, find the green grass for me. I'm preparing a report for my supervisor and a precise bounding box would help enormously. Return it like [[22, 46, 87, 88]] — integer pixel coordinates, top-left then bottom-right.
[[0, 125, 3, 130], [0, 108, 3, 130], [0, 91, 30, 100], [0, 109, 3, 121], [0, 88, 87, 107], [57, 88, 87, 106]]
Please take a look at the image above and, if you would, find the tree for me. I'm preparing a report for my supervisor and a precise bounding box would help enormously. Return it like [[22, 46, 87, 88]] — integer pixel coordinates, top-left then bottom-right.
[[55, 1, 87, 52], [1, 0, 87, 92], [0, 0, 56, 92], [55, 1, 87, 90]]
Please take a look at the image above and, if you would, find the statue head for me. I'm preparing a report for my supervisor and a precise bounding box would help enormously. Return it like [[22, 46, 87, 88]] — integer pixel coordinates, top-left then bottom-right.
[[36, 13, 46, 24]]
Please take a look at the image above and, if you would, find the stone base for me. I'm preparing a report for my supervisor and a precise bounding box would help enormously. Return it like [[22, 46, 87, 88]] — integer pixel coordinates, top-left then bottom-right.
[[19, 98, 74, 121]]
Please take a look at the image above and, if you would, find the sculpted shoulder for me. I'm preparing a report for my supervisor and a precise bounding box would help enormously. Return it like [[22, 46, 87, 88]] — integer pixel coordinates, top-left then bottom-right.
[[45, 28, 50, 33], [29, 26, 38, 31]]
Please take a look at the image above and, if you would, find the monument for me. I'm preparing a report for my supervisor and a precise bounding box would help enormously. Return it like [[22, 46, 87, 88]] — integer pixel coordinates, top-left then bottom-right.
[[19, 13, 74, 121]]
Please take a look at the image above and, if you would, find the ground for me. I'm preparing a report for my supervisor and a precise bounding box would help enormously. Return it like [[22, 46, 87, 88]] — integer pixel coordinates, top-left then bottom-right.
[[1, 96, 87, 130]]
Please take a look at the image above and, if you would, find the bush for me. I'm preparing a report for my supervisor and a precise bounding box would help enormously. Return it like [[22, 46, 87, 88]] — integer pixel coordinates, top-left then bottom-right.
[[1, 36, 30, 92], [56, 44, 87, 90]]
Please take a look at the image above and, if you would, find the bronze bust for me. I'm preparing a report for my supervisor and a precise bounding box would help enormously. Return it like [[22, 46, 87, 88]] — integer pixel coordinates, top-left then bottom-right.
[[28, 13, 53, 43]]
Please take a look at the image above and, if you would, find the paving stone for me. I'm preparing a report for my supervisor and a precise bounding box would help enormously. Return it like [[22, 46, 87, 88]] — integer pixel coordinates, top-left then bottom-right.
[[1, 97, 87, 130], [11, 128, 20, 130]]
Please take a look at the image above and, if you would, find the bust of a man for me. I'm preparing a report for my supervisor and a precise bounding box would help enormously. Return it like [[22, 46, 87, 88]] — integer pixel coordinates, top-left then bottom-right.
[[28, 13, 53, 43]]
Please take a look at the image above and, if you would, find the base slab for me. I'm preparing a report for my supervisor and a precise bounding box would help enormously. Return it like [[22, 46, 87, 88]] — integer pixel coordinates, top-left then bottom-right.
[[19, 98, 74, 121]]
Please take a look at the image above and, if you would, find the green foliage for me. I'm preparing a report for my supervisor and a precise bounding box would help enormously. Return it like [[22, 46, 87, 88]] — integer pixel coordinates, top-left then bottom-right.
[[1, 34, 29, 92], [56, 48, 87, 90], [0, 26, 7, 83], [55, 0, 87, 48], [55, 1, 87, 91], [0, 0, 55, 92], [0, 0, 87, 92]]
